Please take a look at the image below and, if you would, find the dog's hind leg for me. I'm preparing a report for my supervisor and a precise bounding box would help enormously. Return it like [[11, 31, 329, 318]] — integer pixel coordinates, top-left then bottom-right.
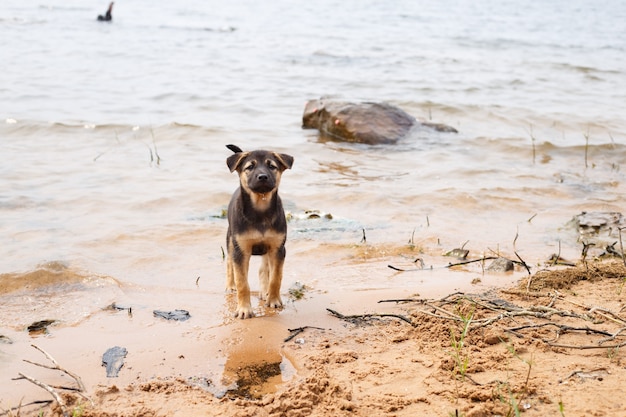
[[226, 256, 235, 292], [258, 255, 269, 301]]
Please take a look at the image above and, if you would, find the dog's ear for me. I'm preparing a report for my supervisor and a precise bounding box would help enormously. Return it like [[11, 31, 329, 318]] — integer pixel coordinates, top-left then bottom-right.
[[273, 153, 294, 171], [226, 144, 243, 154], [227, 152, 250, 172]]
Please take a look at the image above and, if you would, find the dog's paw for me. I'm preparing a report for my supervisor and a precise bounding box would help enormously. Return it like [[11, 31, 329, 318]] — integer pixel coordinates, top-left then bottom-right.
[[234, 306, 255, 319], [265, 297, 283, 309]]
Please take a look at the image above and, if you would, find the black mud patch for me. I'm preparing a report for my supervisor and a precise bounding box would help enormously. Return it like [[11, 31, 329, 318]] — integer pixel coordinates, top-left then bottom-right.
[[224, 361, 282, 400]]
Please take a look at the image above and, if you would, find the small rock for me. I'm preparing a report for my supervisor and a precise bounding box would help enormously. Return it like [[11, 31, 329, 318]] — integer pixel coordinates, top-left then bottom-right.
[[302, 98, 457, 144], [486, 257, 514, 272]]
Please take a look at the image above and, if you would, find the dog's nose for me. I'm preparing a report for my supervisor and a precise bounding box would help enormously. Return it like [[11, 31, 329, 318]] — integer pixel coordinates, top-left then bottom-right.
[[257, 173, 269, 182]]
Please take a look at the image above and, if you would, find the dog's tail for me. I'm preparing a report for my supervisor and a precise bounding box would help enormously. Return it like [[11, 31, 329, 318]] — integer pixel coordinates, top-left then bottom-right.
[[226, 144, 243, 153]]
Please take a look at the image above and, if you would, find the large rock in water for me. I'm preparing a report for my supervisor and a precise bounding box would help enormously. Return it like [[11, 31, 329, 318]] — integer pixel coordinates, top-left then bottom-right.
[[302, 98, 457, 144]]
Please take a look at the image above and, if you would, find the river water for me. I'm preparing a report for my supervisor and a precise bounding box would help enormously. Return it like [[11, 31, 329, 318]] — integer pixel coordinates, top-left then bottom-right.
[[1, 0, 625, 406]]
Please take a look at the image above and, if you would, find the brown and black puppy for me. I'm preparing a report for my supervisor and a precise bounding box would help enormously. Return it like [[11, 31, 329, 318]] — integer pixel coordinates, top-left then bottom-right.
[[225, 144, 294, 319]]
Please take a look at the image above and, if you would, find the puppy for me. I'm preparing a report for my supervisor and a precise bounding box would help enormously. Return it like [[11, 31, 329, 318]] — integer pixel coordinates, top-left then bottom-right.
[[225, 144, 294, 319]]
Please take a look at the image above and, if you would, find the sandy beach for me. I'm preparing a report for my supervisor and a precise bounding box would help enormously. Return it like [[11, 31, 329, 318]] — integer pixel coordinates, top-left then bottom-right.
[[3, 253, 626, 417]]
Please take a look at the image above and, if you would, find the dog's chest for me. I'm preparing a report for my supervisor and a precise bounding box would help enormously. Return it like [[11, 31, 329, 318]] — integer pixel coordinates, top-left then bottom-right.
[[236, 228, 285, 255]]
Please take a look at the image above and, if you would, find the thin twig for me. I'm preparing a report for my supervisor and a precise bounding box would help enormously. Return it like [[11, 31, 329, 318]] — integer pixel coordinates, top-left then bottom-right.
[[514, 251, 531, 275], [17, 373, 68, 417], [598, 326, 626, 344], [387, 256, 501, 272], [449, 257, 498, 268], [15, 344, 93, 415], [26, 344, 87, 393], [548, 340, 626, 350], [560, 368, 608, 383], [326, 308, 415, 326], [556, 295, 626, 326], [617, 227, 626, 266], [378, 298, 427, 304], [506, 322, 612, 338], [284, 326, 326, 342], [0, 400, 53, 416]]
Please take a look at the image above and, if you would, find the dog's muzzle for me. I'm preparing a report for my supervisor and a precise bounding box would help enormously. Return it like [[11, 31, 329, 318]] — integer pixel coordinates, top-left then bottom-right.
[[249, 172, 275, 193]]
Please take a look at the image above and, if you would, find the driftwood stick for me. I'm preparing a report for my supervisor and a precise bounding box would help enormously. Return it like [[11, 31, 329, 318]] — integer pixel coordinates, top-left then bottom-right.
[[378, 298, 427, 304], [1, 400, 54, 416], [471, 307, 591, 328], [446, 257, 498, 268], [26, 344, 87, 393], [17, 373, 68, 417], [411, 308, 462, 321], [548, 340, 626, 350], [437, 292, 467, 304], [424, 303, 464, 320], [507, 322, 612, 337], [589, 308, 626, 326], [556, 294, 626, 325], [284, 326, 326, 342], [326, 308, 415, 326], [598, 326, 626, 344], [560, 367, 608, 383]]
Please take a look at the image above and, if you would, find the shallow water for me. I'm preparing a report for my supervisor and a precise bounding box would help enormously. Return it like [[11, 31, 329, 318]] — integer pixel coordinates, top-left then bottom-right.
[[1, 0, 626, 407]]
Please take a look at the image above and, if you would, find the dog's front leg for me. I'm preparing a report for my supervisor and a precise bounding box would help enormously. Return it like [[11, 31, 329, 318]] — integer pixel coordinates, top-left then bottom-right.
[[265, 248, 285, 309], [233, 254, 254, 319]]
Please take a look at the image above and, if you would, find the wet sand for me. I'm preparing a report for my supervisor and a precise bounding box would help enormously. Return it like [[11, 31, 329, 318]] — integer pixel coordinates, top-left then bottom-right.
[[2, 241, 626, 416]]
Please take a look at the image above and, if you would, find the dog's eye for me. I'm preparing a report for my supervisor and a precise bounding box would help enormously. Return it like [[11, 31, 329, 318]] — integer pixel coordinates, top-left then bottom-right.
[[244, 163, 255, 171], [268, 164, 278, 171]]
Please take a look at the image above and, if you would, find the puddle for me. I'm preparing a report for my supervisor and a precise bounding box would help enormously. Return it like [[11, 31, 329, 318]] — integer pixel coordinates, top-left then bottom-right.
[[188, 351, 296, 400], [216, 354, 296, 400], [200, 315, 298, 400]]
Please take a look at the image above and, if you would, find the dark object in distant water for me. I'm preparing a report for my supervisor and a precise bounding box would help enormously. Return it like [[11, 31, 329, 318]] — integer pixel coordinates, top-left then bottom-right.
[[102, 346, 127, 377], [302, 98, 458, 145], [97, 2, 114, 21]]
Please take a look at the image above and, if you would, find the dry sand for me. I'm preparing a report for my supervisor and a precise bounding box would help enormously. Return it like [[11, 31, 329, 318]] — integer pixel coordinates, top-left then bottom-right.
[[4, 257, 626, 417]]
